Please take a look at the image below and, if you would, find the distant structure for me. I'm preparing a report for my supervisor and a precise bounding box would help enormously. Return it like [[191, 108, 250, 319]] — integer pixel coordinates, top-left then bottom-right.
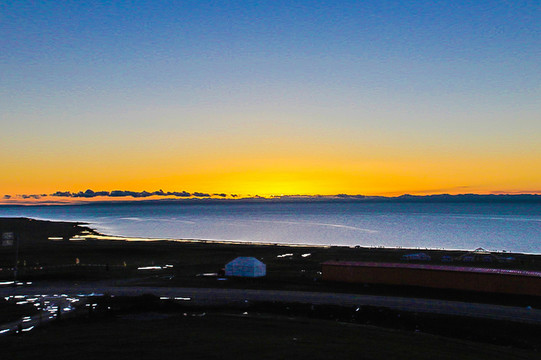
[[456, 248, 501, 263], [225, 257, 266, 278], [401, 252, 431, 261], [322, 261, 541, 296]]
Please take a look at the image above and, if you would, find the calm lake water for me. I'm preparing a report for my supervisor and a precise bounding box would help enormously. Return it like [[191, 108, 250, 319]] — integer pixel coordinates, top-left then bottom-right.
[[1, 201, 540, 253]]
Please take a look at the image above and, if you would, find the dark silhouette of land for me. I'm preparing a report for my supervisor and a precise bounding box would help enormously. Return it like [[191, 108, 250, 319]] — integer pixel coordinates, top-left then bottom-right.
[[1, 217, 540, 359]]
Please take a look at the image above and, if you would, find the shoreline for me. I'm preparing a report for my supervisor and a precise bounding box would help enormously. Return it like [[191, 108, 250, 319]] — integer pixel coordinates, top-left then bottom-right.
[[84, 233, 541, 255], [2, 216, 541, 256], [2, 198, 541, 254], [2, 216, 541, 311]]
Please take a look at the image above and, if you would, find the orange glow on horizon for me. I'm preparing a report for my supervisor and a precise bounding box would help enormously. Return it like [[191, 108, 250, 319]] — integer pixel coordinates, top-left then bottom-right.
[[1, 188, 540, 206], [3, 2, 540, 206], [1, 132, 540, 203]]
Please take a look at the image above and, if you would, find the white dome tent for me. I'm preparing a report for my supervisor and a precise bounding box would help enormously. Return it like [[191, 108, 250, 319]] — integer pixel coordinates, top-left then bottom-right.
[[225, 257, 266, 278]]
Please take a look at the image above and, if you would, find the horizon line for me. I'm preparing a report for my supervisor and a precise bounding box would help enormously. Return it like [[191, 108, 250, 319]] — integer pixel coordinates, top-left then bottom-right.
[[1, 192, 541, 206]]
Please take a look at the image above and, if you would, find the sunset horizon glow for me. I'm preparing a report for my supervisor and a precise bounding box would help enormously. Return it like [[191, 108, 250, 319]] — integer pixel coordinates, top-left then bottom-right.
[[2, 188, 540, 206], [2, 1, 539, 203]]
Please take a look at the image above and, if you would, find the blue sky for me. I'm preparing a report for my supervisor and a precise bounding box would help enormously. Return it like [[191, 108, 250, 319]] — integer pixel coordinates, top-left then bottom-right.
[[1, 1, 540, 199]]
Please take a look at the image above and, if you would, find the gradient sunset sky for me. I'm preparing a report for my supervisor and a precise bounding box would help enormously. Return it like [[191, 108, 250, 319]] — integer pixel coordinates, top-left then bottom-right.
[[1, 1, 540, 201]]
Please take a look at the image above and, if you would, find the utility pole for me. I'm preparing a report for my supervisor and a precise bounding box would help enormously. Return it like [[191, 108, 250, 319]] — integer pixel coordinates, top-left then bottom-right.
[[1, 232, 18, 283], [14, 233, 20, 282]]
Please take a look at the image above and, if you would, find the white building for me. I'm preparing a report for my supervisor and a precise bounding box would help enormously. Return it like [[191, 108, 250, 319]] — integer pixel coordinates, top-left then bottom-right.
[[225, 257, 266, 278]]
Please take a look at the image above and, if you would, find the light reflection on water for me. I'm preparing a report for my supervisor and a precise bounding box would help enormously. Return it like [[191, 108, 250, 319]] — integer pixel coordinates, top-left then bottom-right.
[[1, 202, 540, 253]]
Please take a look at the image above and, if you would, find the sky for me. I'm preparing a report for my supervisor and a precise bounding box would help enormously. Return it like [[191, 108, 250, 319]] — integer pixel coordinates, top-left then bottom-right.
[[1, 1, 540, 202]]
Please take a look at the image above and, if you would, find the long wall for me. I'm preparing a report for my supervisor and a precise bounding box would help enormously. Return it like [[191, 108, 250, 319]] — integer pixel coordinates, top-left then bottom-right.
[[322, 261, 541, 297]]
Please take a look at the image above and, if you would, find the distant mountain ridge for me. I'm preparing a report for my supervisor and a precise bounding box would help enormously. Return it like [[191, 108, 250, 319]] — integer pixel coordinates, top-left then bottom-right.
[[1, 193, 540, 206]]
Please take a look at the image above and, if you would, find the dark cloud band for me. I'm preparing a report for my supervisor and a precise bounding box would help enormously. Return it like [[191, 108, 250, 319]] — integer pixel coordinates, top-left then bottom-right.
[[49, 189, 216, 198]]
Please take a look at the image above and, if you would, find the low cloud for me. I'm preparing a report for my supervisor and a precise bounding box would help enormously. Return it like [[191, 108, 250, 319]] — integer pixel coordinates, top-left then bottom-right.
[[166, 191, 191, 197], [22, 194, 41, 199], [51, 191, 72, 197], [50, 190, 111, 198], [110, 190, 147, 197], [75, 189, 109, 198], [192, 192, 210, 197], [48, 189, 214, 199], [5, 191, 541, 204]]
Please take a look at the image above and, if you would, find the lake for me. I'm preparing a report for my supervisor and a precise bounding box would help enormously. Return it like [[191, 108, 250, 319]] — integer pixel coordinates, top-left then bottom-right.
[[1, 201, 540, 253]]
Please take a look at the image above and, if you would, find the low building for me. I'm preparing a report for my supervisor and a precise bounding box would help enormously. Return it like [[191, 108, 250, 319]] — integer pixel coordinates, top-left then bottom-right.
[[225, 257, 266, 278], [322, 261, 541, 296], [401, 252, 431, 261], [456, 248, 500, 263]]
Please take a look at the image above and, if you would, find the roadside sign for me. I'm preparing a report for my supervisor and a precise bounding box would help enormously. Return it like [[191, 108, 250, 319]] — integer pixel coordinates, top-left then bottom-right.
[[1, 232, 15, 247]]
